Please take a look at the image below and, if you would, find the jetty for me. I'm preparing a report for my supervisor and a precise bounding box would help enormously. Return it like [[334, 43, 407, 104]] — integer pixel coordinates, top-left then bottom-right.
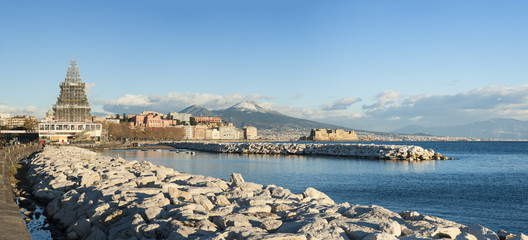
[[164, 142, 451, 161], [19, 146, 525, 239]]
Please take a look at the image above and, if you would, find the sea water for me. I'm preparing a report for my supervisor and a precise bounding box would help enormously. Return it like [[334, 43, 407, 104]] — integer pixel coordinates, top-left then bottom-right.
[[101, 141, 528, 234]]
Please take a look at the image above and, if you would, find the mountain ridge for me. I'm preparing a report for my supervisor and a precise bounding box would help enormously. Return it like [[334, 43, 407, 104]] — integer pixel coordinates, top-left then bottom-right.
[[180, 101, 348, 133], [393, 118, 528, 139]]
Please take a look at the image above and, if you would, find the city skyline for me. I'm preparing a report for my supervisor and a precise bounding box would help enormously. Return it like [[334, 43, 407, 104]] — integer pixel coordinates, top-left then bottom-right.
[[1, 1, 528, 132]]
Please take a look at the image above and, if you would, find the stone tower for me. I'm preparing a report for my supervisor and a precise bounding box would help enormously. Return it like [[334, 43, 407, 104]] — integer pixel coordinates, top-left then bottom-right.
[[52, 59, 92, 122]]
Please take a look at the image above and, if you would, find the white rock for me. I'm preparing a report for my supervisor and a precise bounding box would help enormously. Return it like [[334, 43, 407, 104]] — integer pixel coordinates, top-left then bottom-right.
[[302, 187, 334, 205], [510, 233, 528, 240], [193, 195, 214, 211], [217, 214, 252, 230], [434, 227, 462, 239], [455, 232, 478, 240], [463, 224, 499, 240], [261, 219, 283, 232], [168, 187, 192, 203], [363, 231, 399, 240], [379, 221, 401, 236], [211, 195, 231, 206], [230, 173, 245, 183]]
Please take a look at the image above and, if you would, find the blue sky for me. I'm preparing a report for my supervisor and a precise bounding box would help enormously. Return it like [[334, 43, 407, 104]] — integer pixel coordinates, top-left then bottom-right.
[[1, 1, 527, 131]]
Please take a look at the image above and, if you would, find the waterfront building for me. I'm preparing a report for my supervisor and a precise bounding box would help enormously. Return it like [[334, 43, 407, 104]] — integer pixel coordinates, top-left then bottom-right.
[[129, 113, 177, 128], [243, 126, 258, 140], [168, 112, 192, 124], [193, 117, 222, 124], [38, 122, 102, 143], [92, 116, 120, 124], [219, 126, 241, 140], [182, 126, 193, 139], [0, 113, 11, 127], [2, 115, 37, 130], [52, 59, 92, 122], [205, 128, 220, 140]]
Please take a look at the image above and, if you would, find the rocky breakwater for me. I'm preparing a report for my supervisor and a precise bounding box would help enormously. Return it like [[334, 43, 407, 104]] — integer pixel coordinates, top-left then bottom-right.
[[168, 142, 451, 161], [24, 146, 526, 240]]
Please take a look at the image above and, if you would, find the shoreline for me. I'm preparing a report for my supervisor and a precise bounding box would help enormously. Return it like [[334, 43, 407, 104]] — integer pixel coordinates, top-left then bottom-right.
[[20, 145, 525, 239]]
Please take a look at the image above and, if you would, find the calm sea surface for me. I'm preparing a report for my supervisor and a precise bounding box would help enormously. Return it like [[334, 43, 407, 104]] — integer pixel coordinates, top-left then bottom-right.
[[100, 141, 528, 234]]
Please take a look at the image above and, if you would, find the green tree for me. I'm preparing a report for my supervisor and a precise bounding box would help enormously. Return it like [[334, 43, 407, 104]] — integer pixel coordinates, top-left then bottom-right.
[[190, 117, 197, 126]]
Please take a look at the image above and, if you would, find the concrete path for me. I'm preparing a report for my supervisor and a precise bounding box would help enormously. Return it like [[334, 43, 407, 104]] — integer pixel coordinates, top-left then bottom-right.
[[0, 146, 37, 240]]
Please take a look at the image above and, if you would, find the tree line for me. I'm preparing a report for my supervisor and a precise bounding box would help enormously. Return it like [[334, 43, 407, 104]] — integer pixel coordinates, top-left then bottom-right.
[[104, 122, 185, 141]]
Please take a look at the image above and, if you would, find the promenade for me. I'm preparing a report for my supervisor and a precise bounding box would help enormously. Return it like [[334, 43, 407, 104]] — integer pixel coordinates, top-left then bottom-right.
[[0, 143, 43, 240]]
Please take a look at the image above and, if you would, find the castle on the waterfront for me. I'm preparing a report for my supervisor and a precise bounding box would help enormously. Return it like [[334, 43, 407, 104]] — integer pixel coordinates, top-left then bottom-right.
[[305, 129, 359, 141]]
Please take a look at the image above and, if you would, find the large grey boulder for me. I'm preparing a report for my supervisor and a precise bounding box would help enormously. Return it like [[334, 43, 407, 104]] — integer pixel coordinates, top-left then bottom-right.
[[302, 187, 334, 205], [455, 232, 478, 240], [462, 224, 499, 240], [193, 195, 215, 211], [363, 231, 399, 240], [379, 220, 401, 236], [230, 173, 245, 183]]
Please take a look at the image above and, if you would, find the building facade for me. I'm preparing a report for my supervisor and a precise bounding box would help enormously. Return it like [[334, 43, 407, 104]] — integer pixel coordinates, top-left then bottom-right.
[[168, 112, 192, 124], [129, 113, 177, 128], [0, 113, 10, 127], [39, 122, 102, 143], [193, 117, 222, 124], [243, 126, 258, 140]]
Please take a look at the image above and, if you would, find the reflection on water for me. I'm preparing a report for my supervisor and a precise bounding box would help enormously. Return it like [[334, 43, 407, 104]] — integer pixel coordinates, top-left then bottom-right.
[[102, 149, 440, 182]]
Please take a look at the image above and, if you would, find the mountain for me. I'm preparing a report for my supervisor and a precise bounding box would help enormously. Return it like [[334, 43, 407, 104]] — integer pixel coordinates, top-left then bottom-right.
[[227, 101, 278, 114], [214, 101, 345, 131], [393, 125, 430, 135], [179, 101, 347, 134], [180, 105, 217, 117], [393, 118, 528, 139]]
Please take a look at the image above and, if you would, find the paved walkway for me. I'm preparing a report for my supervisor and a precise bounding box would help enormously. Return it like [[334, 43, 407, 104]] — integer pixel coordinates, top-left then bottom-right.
[[0, 145, 41, 240]]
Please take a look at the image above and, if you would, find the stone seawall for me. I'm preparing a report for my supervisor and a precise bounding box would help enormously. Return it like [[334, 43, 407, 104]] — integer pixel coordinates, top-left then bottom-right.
[[165, 142, 451, 161], [24, 146, 526, 240]]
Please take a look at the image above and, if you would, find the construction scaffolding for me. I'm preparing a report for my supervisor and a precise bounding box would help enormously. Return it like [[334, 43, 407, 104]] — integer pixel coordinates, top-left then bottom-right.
[[52, 60, 92, 122]]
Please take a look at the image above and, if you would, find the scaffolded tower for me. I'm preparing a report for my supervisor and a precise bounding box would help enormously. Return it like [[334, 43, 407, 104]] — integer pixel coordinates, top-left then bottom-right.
[[52, 59, 92, 122]]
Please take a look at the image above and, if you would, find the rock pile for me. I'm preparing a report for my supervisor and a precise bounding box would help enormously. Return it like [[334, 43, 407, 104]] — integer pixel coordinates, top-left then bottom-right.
[[167, 142, 451, 161], [26, 146, 524, 240]]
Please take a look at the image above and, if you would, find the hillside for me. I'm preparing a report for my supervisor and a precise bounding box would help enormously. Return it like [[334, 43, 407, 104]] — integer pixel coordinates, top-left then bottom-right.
[[181, 101, 347, 132], [393, 118, 528, 139]]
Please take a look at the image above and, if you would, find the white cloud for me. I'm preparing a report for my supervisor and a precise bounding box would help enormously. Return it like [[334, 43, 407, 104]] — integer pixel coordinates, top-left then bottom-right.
[[101, 92, 275, 114], [409, 116, 423, 121], [95, 84, 528, 132], [362, 84, 528, 128], [363, 90, 402, 112], [262, 102, 365, 122], [0, 104, 47, 118], [322, 97, 361, 111], [86, 82, 96, 93]]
